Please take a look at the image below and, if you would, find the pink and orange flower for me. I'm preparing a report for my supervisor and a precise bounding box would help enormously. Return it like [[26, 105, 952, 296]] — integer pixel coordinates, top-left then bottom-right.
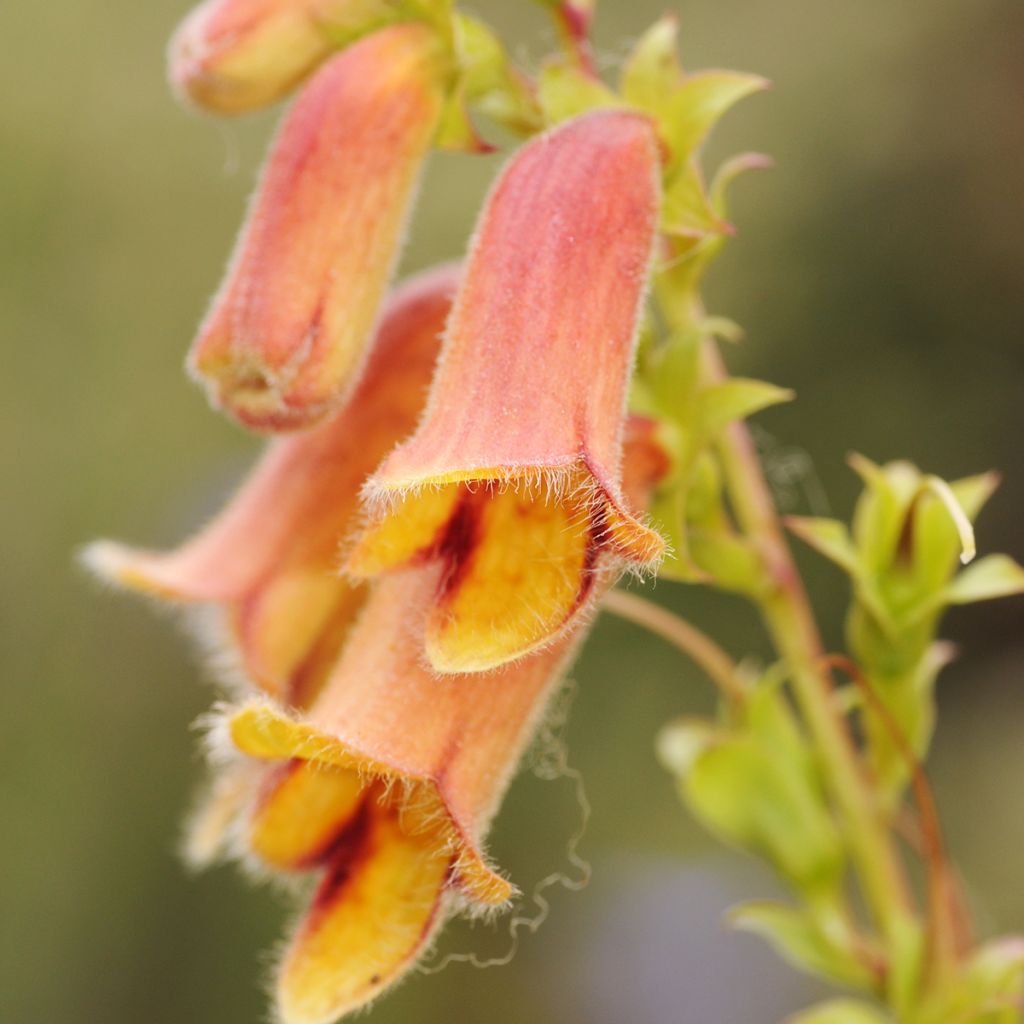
[[349, 110, 665, 672], [89, 9, 674, 1020]]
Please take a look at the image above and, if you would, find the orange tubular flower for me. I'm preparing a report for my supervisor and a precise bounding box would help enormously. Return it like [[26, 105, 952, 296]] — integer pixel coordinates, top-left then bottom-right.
[[348, 109, 665, 673], [187, 23, 448, 431], [213, 419, 668, 1024], [84, 267, 457, 707], [220, 566, 572, 1024], [169, 0, 400, 115]]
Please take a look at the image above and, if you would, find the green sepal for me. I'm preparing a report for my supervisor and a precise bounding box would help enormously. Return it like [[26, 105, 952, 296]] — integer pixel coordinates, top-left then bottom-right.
[[855, 643, 955, 800], [434, 86, 495, 152], [452, 14, 542, 135], [950, 470, 1001, 522], [537, 58, 623, 124], [711, 152, 774, 214], [661, 162, 731, 240], [660, 69, 768, 168], [688, 527, 767, 597], [620, 15, 685, 112], [728, 901, 876, 990], [916, 935, 1024, 1023], [743, 669, 805, 757], [648, 487, 708, 583], [696, 378, 793, 438]]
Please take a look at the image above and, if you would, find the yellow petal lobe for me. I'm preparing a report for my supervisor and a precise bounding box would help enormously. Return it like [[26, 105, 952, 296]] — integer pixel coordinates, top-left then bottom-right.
[[276, 801, 450, 1024], [602, 497, 666, 564], [426, 484, 591, 672], [346, 485, 462, 577], [250, 760, 366, 870]]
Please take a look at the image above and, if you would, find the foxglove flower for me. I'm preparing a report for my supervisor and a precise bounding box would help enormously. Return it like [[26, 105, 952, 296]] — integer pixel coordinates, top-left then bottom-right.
[[218, 564, 574, 1023], [169, 0, 400, 114], [348, 109, 665, 672], [85, 267, 457, 705], [210, 417, 667, 1024], [188, 23, 447, 430]]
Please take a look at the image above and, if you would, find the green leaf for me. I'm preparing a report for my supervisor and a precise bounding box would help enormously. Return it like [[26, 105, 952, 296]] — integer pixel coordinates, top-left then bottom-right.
[[946, 555, 1024, 605], [620, 15, 684, 110], [787, 516, 859, 575], [729, 901, 875, 989], [696, 378, 793, 437], [537, 58, 622, 124], [785, 999, 890, 1024], [681, 735, 845, 894]]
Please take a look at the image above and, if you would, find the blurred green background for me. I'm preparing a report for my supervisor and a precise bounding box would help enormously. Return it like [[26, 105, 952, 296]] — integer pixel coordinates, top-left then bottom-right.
[[3, 0, 1023, 1020]]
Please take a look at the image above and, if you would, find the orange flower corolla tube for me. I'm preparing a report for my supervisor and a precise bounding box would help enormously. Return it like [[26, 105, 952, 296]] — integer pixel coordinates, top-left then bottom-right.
[[84, 267, 457, 706], [349, 110, 665, 673], [169, 0, 397, 114], [222, 565, 583, 1023], [188, 23, 447, 431]]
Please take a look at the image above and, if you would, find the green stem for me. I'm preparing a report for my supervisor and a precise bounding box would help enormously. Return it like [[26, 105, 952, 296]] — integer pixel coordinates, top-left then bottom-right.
[[700, 341, 916, 968]]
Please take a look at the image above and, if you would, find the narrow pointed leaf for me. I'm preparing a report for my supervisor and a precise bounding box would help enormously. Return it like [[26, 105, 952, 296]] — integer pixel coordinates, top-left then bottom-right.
[[945, 555, 1024, 605], [786, 516, 859, 575], [696, 378, 793, 437]]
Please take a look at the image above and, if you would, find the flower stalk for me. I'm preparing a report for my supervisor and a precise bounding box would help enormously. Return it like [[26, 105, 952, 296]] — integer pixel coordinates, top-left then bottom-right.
[[705, 342, 916, 942]]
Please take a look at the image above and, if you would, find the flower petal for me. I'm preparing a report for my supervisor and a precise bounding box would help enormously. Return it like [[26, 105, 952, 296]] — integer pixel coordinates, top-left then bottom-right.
[[424, 482, 593, 672], [276, 798, 451, 1024], [250, 759, 366, 870]]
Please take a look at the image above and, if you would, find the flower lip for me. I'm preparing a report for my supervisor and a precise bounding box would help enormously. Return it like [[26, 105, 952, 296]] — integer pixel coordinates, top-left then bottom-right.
[[226, 700, 516, 907]]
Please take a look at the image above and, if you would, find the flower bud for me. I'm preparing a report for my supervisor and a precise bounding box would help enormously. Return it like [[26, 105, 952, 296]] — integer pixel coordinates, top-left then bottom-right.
[[169, 0, 400, 114], [188, 23, 447, 430]]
